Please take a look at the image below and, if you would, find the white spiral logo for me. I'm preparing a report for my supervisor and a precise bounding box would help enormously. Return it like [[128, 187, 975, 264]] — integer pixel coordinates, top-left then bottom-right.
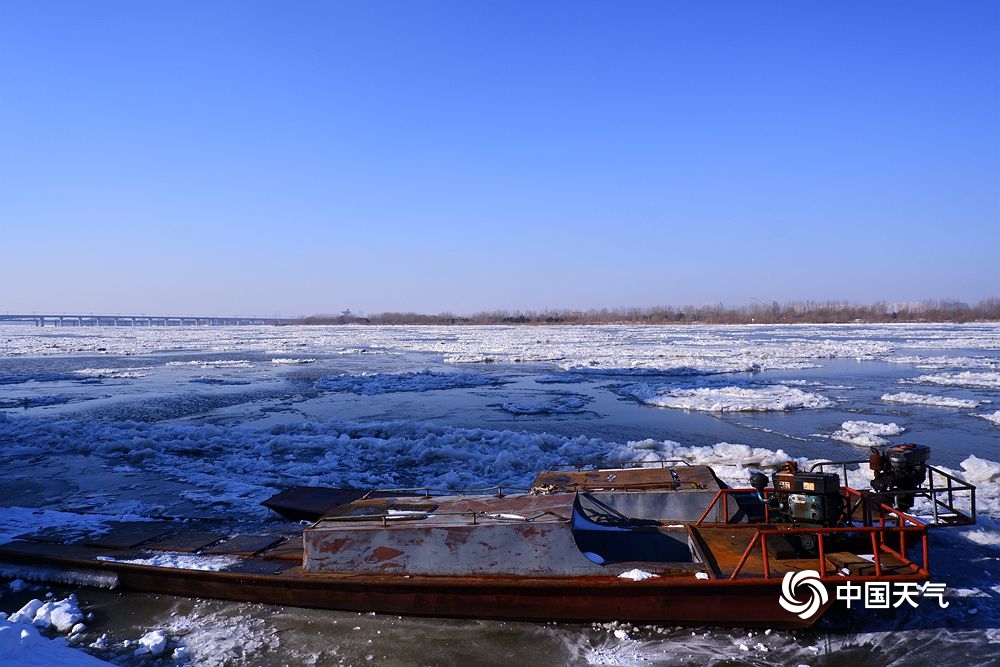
[[779, 569, 829, 620]]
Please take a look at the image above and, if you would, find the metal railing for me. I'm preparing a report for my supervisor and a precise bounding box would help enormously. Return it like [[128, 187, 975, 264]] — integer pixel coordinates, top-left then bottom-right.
[[694, 487, 930, 582], [807, 461, 976, 527]]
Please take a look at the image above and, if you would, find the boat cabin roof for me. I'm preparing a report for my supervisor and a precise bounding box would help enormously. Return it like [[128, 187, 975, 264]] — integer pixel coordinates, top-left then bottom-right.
[[314, 492, 575, 530], [530, 464, 723, 493]]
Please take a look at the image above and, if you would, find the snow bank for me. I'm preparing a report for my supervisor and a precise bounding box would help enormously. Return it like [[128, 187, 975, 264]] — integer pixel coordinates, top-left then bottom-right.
[[830, 421, 905, 447], [620, 384, 833, 412], [881, 392, 980, 408]]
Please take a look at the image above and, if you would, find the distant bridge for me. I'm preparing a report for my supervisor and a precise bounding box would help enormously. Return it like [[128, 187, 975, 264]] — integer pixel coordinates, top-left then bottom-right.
[[0, 314, 297, 327]]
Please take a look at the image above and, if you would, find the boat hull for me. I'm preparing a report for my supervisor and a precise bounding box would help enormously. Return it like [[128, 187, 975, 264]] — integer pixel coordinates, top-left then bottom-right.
[[0, 549, 821, 628]]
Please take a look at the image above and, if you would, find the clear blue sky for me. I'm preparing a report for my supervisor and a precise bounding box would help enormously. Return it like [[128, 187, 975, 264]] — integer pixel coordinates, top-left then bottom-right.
[[1, 1, 997, 316]]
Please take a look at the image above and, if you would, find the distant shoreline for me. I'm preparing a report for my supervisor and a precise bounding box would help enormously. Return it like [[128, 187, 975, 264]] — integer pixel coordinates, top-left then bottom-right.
[[294, 298, 1000, 326]]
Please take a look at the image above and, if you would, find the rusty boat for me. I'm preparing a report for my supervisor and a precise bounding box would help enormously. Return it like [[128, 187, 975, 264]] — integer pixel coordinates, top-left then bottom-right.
[[0, 444, 976, 628]]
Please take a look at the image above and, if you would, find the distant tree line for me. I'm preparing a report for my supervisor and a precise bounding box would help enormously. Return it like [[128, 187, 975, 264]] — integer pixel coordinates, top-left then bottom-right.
[[293, 298, 1000, 326]]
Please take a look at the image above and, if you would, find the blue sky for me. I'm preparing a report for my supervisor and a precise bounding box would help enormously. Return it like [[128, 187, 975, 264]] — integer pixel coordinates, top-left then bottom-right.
[[1, 1, 997, 316]]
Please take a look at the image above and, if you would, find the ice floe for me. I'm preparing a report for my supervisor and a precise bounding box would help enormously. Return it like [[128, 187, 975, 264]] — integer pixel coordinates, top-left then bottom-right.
[[166, 360, 255, 369], [619, 384, 834, 412], [830, 421, 905, 447], [71, 367, 152, 379], [136, 629, 168, 656], [976, 411, 1000, 426], [886, 355, 1000, 370], [908, 371, 1000, 389], [881, 392, 980, 409]]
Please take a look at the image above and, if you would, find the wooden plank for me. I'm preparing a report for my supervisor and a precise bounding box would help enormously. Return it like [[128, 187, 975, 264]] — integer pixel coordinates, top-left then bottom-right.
[[145, 531, 228, 553], [83, 522, 172, 549], [826, 551, 914, 577], [258, 536, 303, 562], [692, 525, 838, 578], [203, 533, 287, 557]]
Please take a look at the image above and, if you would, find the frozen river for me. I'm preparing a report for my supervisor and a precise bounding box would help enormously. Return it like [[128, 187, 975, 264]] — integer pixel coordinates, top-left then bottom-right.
[[1, 323, 998, 665]]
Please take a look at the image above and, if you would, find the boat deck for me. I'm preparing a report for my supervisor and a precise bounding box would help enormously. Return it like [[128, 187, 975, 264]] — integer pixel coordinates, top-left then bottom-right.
[[691, 525, 915, 579]]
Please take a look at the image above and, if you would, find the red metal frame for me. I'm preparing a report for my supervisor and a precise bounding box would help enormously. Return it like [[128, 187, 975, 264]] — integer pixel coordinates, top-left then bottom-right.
[[695, 487, 930, 582]]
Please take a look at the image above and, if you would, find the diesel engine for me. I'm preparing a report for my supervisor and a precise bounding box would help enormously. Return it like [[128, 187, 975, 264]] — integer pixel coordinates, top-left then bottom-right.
[[869, 443, 930, 511]]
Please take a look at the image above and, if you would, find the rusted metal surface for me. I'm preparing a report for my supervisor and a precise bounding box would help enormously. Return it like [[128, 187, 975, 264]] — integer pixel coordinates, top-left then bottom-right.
[[304, 493, 591, 576], [531, 465, 723, 493]]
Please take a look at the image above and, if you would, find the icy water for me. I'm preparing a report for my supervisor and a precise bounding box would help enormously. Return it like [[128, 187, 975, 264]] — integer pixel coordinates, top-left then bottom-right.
[[1, 323, 999, 665]]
